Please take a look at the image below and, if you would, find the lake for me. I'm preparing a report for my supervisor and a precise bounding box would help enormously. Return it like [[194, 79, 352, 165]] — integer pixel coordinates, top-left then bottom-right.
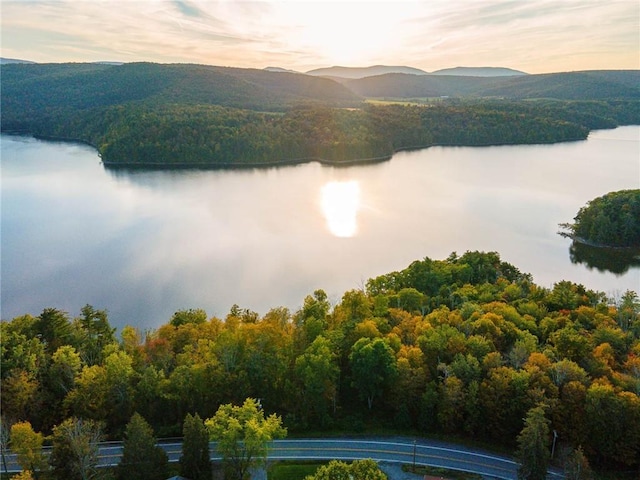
[[2, 126, 639, 332]]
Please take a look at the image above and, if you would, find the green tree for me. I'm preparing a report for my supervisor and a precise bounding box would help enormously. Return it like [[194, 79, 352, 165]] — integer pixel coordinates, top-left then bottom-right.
[[34, 308, 73, 355], [9, 422, 47, 478], [584, 383, 640, 466], [349, 337, 397, 410], [41, 345, 83, 430], [180, 413, 211, 480], [74, 305, 116, 366], [170, 308, 208, 327], [49, 417, 103, 480], [304, 459, 387, 480], [516, 405, 551, 480], [294, 335, 339, 425], [117, 413, 168, 480], [205, 398, 286, 480]]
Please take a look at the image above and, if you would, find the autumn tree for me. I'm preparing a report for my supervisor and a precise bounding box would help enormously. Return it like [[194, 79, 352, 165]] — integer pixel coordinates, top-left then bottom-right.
[[205, 398, 286, 480], [516, 405, 551, 480], [564, 446, 594, 480], [304, 459, 387, 480], [13, 471, 35, 480], [180, 413, 211, 480], [117, 413, 168, 480], [0, 370, 38, 423], [9, 421, 47, 478], [49, 417, 103, 480]]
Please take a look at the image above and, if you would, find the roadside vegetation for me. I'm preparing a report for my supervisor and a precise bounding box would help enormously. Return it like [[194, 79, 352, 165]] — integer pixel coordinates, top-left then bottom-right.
[[2, 251, 639, 479]]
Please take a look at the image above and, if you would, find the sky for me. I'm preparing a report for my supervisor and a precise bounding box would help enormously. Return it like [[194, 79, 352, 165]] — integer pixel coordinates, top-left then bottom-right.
[[1, 0, 639, 74]]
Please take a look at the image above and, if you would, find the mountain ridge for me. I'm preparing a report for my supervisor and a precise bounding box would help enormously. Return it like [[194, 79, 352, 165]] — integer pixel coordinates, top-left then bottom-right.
[[430, 66, 527, 76], [305, 65, 429, 79]]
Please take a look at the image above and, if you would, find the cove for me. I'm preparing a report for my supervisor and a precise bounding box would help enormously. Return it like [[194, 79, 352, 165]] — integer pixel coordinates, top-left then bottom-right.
[[1, 126, 638, 331]]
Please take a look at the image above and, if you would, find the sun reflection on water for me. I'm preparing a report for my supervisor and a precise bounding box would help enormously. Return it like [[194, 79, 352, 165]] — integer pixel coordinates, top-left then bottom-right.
[[320, 180, 361, 238]]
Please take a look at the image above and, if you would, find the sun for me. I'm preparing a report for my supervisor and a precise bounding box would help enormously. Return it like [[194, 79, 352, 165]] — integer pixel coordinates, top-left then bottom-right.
[[320, 180, 361, 238], [278, 2, 409, 66]]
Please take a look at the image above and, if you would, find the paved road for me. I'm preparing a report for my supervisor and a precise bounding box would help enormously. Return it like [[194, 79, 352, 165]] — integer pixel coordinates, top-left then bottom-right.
[[2, 436, 565, 479]]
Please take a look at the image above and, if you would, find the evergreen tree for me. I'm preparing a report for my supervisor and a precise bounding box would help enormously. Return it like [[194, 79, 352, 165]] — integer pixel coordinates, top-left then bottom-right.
[[516, 405, 551, 480], [117, 413, 168, 480], [180, 413, 211, 480]]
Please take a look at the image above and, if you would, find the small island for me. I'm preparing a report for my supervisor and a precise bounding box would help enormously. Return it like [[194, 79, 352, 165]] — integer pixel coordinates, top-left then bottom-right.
[[559, 189, 640, 248]]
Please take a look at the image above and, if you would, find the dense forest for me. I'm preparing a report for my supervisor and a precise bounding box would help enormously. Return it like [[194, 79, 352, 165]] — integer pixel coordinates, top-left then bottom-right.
[[345, 70, 640, 100], [1, 62, 639, 167], [2, 251, 639, 475], [560, 190, 640, 248]]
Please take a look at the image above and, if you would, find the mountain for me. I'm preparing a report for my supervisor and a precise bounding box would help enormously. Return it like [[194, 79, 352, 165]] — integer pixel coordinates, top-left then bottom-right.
[[306, 65, 428, 79], [346, 70, 640, 100], [430, 66, 527, 77], [345, 74, 496, 98], [473, 70, 640, 99], [0, 57, 36, 64], [264, 66, 300, 73], [0, 62, 363, 116]]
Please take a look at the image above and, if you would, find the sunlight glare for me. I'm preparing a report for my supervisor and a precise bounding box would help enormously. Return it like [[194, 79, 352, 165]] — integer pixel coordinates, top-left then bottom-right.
[[321, 180, 361, 238], [276, 2, 413, 66]]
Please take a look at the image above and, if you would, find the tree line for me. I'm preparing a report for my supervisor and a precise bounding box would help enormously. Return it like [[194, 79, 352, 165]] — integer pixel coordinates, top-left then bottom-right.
[[2, 251, 640, 476], [9, 101, 631, 167]]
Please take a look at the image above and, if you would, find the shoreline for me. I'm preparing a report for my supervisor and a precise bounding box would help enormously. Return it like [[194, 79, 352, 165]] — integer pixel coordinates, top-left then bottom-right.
[[559, 232, 640, 250], [1, 130, 592, 171]]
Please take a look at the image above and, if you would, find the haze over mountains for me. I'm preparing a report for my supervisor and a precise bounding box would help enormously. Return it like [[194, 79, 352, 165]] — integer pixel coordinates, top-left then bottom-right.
[[2, 58, 526, 78], [302, 65, 528, 79], [2, 62, 639, 121]]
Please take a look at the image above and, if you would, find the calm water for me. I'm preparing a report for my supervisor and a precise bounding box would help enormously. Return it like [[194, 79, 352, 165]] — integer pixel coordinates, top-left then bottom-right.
[[2, 127, 639, 331]]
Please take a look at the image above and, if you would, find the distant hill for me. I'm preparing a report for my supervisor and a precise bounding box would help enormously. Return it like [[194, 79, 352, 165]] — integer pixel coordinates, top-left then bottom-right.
[[346, 70, 640, 100], [1, 61, 638, 168], [430, 66, 527, 77], [473, 70, 640, 100], [345, 74, 496, 98], [306, 65, 428, 79], [264, 66, 300, 73], [0, 62, 363, 117], [0, 57, 36, 64]]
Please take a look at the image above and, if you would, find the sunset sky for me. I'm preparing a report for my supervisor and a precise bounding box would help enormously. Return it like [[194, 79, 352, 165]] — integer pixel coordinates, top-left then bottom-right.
[[2, 0, 638, 74]]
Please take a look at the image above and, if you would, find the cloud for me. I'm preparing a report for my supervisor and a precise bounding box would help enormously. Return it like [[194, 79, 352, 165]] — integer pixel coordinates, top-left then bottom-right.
[[1, 0, 638, 72]]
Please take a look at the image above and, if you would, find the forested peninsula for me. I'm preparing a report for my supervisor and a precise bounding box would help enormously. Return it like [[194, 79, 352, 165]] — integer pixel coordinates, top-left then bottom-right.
[[1, 62, 639, 167], [2, 251, 640, 476], [560, 190, 640, 248]]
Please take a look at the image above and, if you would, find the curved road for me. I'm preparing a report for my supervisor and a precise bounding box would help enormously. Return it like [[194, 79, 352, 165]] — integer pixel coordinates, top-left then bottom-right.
[[2, 436, 565, 479]]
